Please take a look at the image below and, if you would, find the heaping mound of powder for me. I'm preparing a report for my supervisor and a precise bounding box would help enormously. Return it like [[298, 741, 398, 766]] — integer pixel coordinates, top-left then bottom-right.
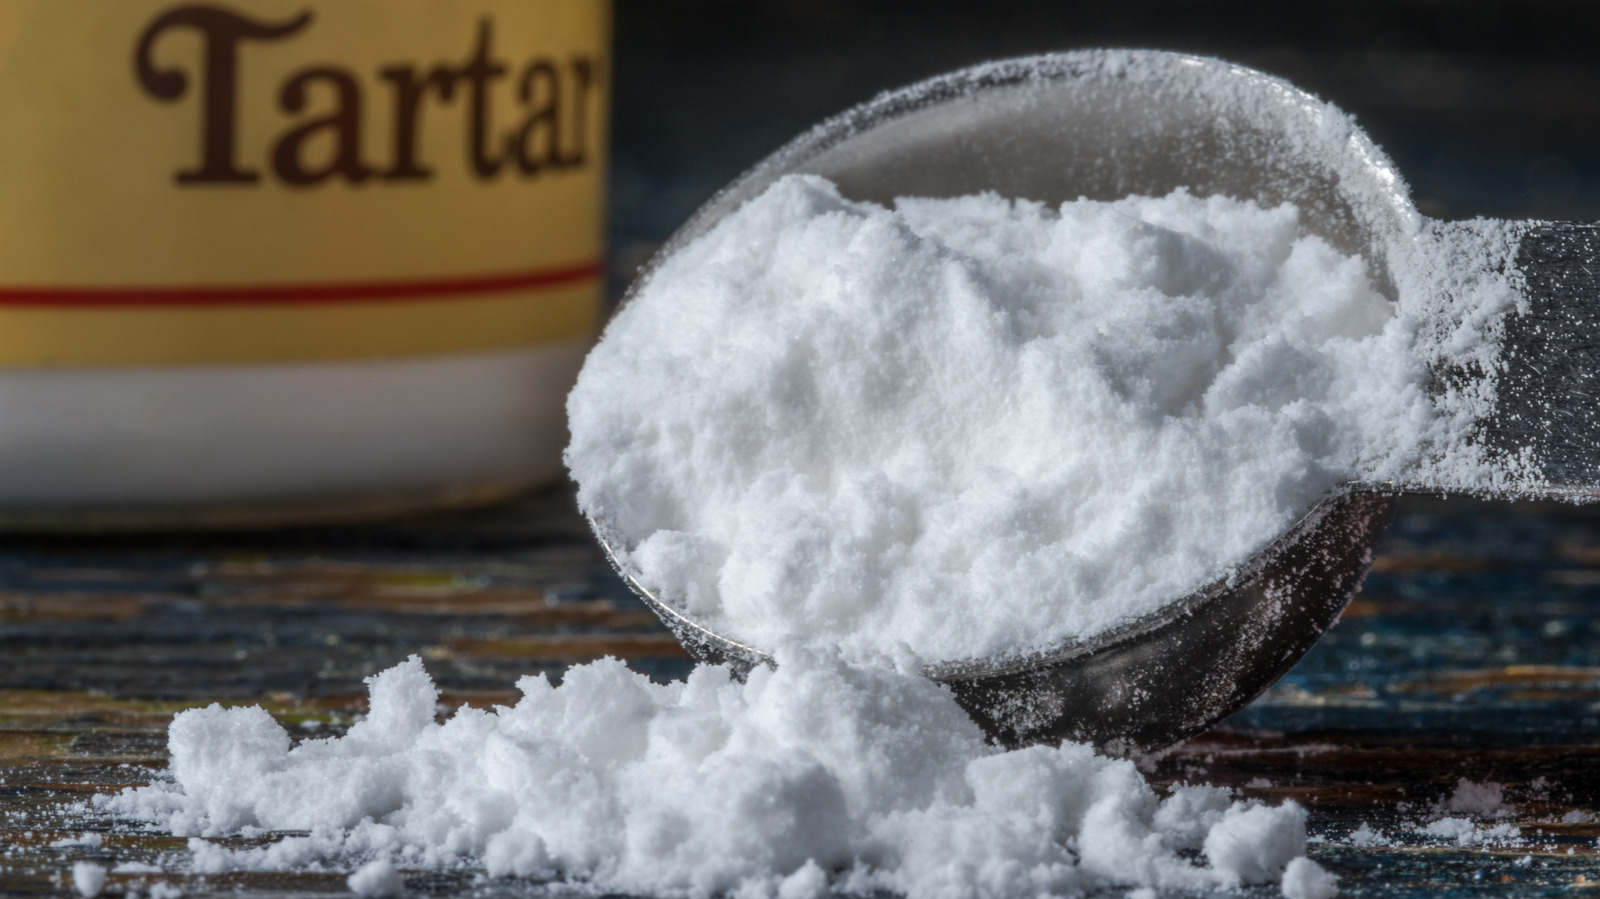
[[97, 654, 1328, 897], [567, 174, 1434, 661]]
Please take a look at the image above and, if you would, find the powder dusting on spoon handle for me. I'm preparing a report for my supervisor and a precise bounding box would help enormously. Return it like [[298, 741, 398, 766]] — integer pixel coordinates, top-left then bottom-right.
[[1454, 221, 1600, 497]]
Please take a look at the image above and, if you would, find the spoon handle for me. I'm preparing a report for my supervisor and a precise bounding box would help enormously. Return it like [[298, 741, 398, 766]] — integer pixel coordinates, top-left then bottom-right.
[[1485, 222, 1600, 496]]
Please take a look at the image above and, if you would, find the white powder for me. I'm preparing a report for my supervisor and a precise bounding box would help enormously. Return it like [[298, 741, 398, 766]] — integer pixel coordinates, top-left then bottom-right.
[[1346, 822, 1392, 847], [1281, 856, 1340, 899], [71, 862, 106, 898], [100, 654, 1320, 897], [569, 174, 1439, 661], [347, 858, 404, 897], [1440, 778, 1513, 818], [1420, 817, 1523, 848]]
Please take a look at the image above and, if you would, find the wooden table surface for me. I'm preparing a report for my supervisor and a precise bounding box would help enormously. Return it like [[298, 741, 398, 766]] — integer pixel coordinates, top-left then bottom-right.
[[3, 488, 1600, 896]]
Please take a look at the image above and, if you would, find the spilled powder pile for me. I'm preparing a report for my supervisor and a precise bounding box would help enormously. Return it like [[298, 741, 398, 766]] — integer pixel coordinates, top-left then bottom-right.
[[98, 654, 1325, 897], [1415, 779, 1523, 849], [569, 174, 1440, 661]]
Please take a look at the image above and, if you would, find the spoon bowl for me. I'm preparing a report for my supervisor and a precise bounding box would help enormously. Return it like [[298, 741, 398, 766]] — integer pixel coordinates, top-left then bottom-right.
[[591, 50, 1505, 752], [592, 489, 1392, 752]]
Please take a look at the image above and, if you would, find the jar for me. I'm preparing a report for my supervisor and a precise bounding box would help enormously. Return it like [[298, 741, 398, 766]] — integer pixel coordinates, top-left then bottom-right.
[[0, 0, 608, 528]]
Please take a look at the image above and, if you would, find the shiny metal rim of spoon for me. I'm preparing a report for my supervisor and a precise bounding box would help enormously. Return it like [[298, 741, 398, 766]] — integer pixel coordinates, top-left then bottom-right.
[[587, 48, 1597, 754]]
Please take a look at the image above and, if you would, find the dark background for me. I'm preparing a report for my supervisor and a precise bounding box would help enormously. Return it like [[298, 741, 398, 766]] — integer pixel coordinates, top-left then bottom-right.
[[607, 0, 1600, 293]]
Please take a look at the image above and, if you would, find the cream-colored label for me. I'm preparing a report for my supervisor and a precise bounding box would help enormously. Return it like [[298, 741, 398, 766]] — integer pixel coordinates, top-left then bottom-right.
[[0, 1, 607, 366]]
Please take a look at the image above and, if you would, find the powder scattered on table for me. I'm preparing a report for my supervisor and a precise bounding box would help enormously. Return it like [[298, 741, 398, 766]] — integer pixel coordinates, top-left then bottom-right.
[[347, 858, 404, 897], [1281, 856, 1341, 899], [70, 862, 106, 898]]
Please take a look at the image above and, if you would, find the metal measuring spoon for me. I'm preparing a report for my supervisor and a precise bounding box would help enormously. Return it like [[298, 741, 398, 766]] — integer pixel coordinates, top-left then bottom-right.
[[589, 50, 1600, 753]]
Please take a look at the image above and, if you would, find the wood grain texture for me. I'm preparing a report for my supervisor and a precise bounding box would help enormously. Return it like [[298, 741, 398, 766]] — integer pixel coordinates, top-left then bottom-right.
[[3, 489, 1600, 895]]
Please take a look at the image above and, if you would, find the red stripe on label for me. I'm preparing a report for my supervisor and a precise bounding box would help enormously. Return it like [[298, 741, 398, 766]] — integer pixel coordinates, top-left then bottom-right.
[[0, 261, 603, 307]]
